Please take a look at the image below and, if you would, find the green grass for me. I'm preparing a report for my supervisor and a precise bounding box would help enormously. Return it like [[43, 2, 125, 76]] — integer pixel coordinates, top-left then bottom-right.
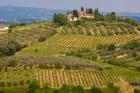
[[0, 87, 26, 93]]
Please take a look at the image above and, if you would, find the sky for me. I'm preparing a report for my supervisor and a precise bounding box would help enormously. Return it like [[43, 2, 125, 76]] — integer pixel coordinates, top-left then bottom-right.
[[0, 0, 140, 13]]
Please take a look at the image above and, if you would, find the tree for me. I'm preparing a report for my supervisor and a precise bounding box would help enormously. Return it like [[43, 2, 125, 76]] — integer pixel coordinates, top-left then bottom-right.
[[124, 18, 138, 26], [90, 87, 102, 93], [58, 85, 72, 93], [0, 40, 27, 57], [94, 14, 104, 21], [94, 8, 100, 15], [38, 35, 46, 42], [73, 10, 79, 17], [110, 12, 117, 21], [88, 8, 94, 14], [81, 6, 84, 12], [108, 44, 116, 51], [8, 28, 13, 33], [53, 13, 68, 25], [134, 89, 140, 93], [7, 60, 17, 67], [0, 90, 5, 93], [26, 80, 39, 93], [9, 23, 17, 28], [72, 86, 84, 93]]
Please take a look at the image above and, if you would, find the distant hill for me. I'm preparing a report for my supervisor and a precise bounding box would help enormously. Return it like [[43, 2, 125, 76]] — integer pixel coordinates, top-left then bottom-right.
[[119, 12, 140, 23], [0, 6, 66, 21], [0, 6, 140, 23]]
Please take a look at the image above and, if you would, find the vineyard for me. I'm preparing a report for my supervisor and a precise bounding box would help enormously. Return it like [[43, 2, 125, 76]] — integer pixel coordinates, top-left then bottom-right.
[[0, 66, 34, 87], [35, 69, 119, 89], [0, 20, 140, 92], [17, 34, 140, 55], [0, 22, 57, 46], [59, 22, 140, 36]]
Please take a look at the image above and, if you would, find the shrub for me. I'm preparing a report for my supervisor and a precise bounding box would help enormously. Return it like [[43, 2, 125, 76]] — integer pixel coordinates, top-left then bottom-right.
[[0, 90, 5, 93], [26, 80, 31, 85], [7, 60, 17, 67], [0, 82, 5, 87], [134, 89, 140, 93], [90, 87, 102, 93], [27, 80, 39, 93], [38, 35, 46, 42], [108, 44, 116, 51], [7, 82, 12, 87], [19, 81, 24, 86], [107, 82, 114, 88], [8, 29, 13, 33], [97, 44, 108, 50], [13, 81, 18, 86], [55, 63, 63, 69], [0, 40, 27, 57]]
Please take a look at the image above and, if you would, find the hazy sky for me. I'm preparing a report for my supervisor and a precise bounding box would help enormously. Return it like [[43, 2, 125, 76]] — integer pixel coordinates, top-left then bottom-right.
[[0, 0, 140, 13]]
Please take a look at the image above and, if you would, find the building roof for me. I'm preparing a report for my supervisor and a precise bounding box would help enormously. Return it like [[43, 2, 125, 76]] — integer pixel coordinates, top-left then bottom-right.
[[0, 24, 7, 29]]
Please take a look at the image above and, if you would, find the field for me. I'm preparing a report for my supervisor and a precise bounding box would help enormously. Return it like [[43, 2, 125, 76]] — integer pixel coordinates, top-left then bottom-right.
[[0, 66, 34, 88], [0, 21, 140, 92], [36, 69, 119, 89], [0, 22, 57, 46], [16, 34, 140, 56]]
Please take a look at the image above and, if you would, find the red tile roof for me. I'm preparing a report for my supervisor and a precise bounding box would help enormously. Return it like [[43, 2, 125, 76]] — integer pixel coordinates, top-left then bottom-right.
[[0, 25, 7, 29]]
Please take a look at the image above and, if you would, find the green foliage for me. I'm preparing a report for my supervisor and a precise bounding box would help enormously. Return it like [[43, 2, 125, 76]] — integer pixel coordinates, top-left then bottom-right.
[[53, 13, 68, 25], [0, 82, 5, 87], [38, 35, 46, 42], [0, 40, 27, 57], [54, 63, 63, 69], [104, 12, 118, 22], [0, 90, 5, 93], [93, 8, 104, 21], [86, 8, 94, 14], [9, 23, 17, 28], [94, 8, 100, 15], [108, 44, 116, 51], [124, 18, 138, 26], [123, 40, 140, 50], [107, 82, 114, 88], [26, 80, 39, 93], [90, 87, 102, 93], [73, 10, 79, 17], [7, 60, 17, 67], [97, 44, 108, 50], [134, 89, 140, 93], [81, 6, 84, 12], [56, 85, 85, 93], [8, 29, 13, 33]]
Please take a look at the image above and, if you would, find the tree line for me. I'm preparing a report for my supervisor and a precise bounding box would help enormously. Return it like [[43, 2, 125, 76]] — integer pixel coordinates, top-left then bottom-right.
[[53, 7, 138, 26]]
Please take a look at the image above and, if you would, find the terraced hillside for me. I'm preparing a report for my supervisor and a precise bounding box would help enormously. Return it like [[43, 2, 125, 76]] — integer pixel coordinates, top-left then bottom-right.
[[0, 22, 57, 46], [0, 21, 140, 91], [59, 22, 140, 36], [17, 34, 140, 56], [0, 66, 34, 87]]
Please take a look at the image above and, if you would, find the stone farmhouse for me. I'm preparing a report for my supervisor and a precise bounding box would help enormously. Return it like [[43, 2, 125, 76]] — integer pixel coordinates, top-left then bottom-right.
[[67, 11, 94, 22]]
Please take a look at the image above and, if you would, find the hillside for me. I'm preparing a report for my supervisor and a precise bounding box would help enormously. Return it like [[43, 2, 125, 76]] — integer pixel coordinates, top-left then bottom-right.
[[0, 20, 140, 93]]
